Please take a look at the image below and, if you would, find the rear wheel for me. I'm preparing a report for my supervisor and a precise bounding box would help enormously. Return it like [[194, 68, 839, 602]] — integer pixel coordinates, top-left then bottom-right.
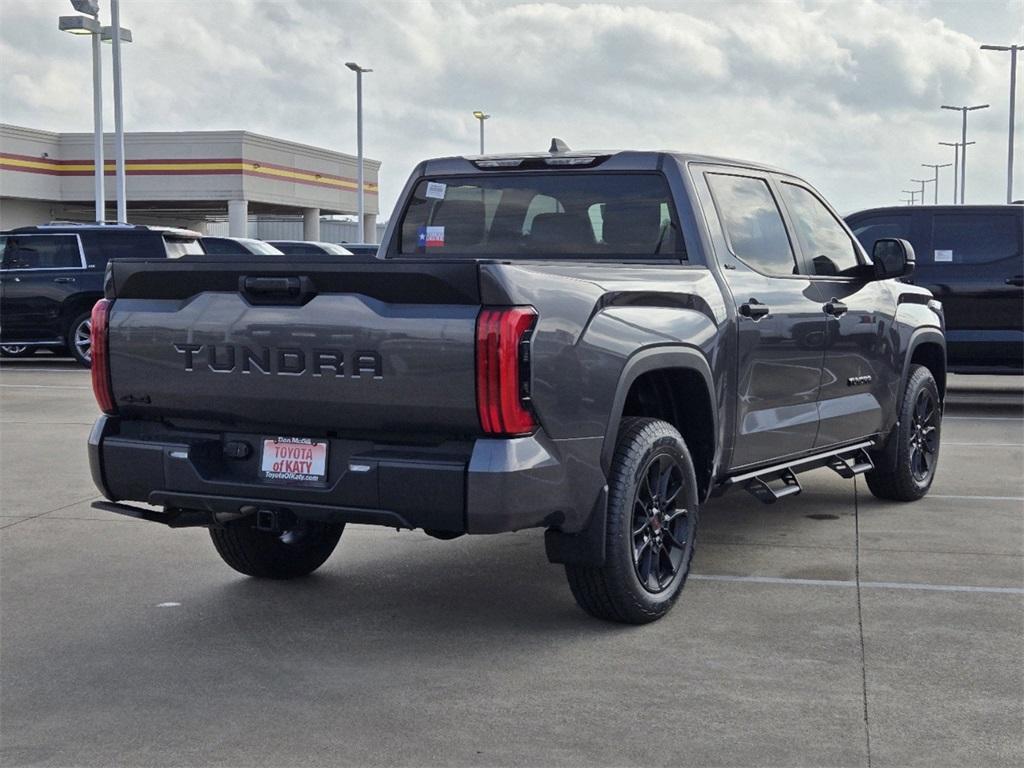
[[67, 311, 93, 368], [566, 417, 699, 624], [866, 364, 942, 501], [209, 517, 344, 579]]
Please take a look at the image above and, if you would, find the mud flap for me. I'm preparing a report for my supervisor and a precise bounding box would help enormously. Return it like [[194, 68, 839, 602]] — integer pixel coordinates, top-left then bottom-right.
[[543, 486, 608, 566]]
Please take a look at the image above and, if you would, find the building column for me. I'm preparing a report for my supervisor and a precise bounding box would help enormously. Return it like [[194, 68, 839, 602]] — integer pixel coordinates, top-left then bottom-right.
[[228, 199, 248, 237], [303, 207, 321, 241], [362, 213, 377, 244]]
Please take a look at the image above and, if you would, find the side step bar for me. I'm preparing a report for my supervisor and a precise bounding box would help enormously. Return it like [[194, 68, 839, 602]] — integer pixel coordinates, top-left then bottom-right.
[[725, 441, 874, 505]]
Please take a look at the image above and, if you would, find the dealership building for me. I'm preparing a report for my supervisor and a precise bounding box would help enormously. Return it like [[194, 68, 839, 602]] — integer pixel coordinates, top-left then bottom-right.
[[0, 123, 380, 241]]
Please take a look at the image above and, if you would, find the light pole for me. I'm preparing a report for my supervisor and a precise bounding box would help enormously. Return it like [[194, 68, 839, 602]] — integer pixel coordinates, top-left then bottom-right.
[[938, 141, 974, 204], [981, 44, 1022, 203], [902, 189, 919, 205], [941, 104, 990, 204], [911, 178, 933, 204], [473, 111, 490, 154], [921, 163, 952, 205], [100, 0, 133, 223], [345, 62, 371, 243], [59, 1, 103, 223]]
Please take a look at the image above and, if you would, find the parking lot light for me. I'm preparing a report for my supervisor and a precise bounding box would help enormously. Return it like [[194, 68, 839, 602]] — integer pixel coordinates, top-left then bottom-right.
[[981, 45, 1022, 204], [106, 0, 130, 224], [345, 62, 372, 243], [901, 189, 919, 205], [99, 25, 132, 42], [941, 104, 990, 204], [937, 141, 975, 204], [911, 177, 934, 204], [59, 9, 105, 224], [473, 111, 491, 154], [921, 163, 953, 205]]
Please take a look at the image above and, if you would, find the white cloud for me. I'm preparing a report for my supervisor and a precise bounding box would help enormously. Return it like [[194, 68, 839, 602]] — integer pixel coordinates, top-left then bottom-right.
[[0, 0, 1018, 216]]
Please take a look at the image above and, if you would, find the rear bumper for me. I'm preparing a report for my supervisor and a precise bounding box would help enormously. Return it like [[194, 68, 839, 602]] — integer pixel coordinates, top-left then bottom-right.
[[88, 416, 605, 535]]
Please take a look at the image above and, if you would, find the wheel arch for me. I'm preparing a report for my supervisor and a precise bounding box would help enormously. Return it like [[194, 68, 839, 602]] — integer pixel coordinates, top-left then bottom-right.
[[904, 328, 946, 405], [602, 346, 718, 500]]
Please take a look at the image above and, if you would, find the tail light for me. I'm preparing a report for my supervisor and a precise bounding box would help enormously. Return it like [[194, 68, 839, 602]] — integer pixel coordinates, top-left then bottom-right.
[[476, 306, 537, 435], [90, 298, 116, 415]]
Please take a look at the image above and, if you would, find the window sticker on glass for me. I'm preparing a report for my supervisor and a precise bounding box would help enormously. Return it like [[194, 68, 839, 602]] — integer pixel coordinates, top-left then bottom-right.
[[934, 249, 953, 263], [417, 225, 445, 249], [425, 181, 447, 199]]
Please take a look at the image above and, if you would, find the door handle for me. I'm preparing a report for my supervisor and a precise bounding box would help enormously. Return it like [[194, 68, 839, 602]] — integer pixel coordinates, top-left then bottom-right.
[[739, 299, 770, 320], [53, 277, 77, 284], [1006, 276, 1024, 287], [823, 298, 848, 317]]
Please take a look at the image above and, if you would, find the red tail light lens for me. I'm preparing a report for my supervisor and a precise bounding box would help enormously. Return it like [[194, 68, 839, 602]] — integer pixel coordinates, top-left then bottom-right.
[[476, 306, 537, 435], [90, 298, 116, 415]]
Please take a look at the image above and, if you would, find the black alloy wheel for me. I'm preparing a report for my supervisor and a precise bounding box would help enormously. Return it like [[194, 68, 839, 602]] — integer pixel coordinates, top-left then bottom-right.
[[631, 453, 692, 594]]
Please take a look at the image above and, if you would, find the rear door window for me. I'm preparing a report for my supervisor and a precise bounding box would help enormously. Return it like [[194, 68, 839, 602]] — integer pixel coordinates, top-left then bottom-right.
[[706, 173, 797, 277], [931, 213, 1021, 265], [0, 234, 83, 270], [397, 172, 683, 258], [849, 214, 912, 251]]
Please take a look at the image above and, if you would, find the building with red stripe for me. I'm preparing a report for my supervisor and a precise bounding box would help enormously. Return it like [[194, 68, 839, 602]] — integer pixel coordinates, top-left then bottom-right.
[[0, 123, 381, 241]]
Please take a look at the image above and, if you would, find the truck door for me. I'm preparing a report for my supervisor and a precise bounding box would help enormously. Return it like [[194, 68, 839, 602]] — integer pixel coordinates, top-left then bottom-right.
[[0, 234, 86, 344], [775, 179, 900, 447], [700, 170, 826, 470]]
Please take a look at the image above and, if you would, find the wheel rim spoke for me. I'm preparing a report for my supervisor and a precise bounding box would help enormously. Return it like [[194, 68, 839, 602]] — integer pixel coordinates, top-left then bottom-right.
[[630, 450, 690, 595]]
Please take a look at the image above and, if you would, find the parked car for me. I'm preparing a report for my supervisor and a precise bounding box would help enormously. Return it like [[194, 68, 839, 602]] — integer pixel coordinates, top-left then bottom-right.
[[199, 237, 284, 256], [88, 146, 945, 624], [845, 204, 1023, 374], [266, 240, 354, 256], [0, 223, 202, 366], [339, 242, 379, 257]]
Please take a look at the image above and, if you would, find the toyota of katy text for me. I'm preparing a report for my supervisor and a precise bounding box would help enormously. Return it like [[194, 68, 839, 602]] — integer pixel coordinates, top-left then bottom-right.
[[87, 145, 946, 624]]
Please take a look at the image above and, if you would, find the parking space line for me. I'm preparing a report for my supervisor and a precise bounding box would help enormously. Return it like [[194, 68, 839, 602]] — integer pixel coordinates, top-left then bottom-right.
[[945, 416, 1022, 422], [929, 494, 1024, 501], [0, 384, 91, 390], [943, 442, 1023, 447], [690, 574, 1024, 594]]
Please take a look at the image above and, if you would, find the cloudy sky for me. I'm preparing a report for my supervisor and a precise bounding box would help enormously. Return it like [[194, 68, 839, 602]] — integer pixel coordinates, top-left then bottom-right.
[[1, 0, 1021, 218]]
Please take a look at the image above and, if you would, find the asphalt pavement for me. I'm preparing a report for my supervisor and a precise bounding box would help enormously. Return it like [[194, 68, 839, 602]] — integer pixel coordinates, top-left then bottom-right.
[[1, 358, 1021, 767]]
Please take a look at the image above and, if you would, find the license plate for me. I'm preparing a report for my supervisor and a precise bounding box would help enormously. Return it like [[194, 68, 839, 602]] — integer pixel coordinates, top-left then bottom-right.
[[259, 437, 328, 484]]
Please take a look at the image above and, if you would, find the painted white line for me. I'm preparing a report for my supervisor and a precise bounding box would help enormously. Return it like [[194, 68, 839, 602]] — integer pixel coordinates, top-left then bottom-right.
[[929, 494, 1024, 502], [945, 416, 1022, 422], [944, 442, 1023, 447], [0, 384, 90, 390], [156, 602, 181, 608], [691, 574, 1024, 595]]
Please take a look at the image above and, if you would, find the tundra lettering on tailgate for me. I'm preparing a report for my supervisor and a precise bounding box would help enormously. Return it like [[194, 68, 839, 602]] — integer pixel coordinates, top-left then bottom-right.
[[173, 343, 383, 378]]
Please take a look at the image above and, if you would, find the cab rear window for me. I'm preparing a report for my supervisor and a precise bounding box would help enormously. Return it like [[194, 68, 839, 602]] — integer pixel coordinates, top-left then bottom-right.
[[396, 173, 684, 259]]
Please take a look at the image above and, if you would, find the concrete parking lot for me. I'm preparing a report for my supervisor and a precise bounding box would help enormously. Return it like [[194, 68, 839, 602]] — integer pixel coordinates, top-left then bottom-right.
[[1, 358, 1021, 768]]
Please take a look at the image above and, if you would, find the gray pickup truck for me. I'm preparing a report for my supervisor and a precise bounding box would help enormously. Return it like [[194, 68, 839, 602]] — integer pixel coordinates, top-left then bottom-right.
[[88, 144, 946, 623]]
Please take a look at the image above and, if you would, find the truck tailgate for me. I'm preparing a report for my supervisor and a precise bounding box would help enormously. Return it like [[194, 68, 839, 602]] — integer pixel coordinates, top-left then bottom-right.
[[105, 259, 482, 436]]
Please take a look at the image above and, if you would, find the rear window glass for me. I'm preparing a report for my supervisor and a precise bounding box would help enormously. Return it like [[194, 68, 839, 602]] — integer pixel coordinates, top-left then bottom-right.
[[931, 214, 1021, 265], [0, 235, 82, 269], [164, 237, 204, 259], [397, 173, 683, 258]]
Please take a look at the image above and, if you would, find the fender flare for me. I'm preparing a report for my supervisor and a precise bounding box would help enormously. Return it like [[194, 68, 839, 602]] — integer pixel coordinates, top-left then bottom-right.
[[901, 327, 946, 407], [600, 345, 717, 475]]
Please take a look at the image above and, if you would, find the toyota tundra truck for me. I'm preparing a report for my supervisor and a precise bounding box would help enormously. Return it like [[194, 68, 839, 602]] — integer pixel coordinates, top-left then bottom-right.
[[87, 144, 946, 624]]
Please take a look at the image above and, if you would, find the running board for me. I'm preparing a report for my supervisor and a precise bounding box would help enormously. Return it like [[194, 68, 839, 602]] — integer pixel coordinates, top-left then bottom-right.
[[725, 441, 875, 505]]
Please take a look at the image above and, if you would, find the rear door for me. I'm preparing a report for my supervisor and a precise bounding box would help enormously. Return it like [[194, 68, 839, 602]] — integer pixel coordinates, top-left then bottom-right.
[[776, 180, 899, 447], [918, 210, 1023, 370], [697, 168, 826, 469], [0, 233, 87, 343]]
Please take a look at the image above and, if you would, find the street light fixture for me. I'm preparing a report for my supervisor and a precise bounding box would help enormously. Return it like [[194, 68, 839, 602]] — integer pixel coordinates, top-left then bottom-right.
[[901, 189, 919, 205], [100, 25, 132, 42], [938, 141, 975, 204], [921, 163, 953, 205], [473, 111, 490, 154], [345, 62, 372, 243], [911, 178, 933, 204], [981, 44, 1022, 203], [941, 104, 990, 204], [59, 7, 104, 223]]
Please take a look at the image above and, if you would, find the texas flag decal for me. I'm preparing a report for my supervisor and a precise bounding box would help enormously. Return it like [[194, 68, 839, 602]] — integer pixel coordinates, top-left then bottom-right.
[[417, 225, 445, 248]]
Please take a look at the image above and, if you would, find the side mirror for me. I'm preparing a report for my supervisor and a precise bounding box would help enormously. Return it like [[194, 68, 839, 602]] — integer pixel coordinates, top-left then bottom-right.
[[872, 238, 915, 280]]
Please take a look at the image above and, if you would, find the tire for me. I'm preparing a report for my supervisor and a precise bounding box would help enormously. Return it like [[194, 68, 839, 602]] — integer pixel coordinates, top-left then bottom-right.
[[67, 311, 93, 368], [565, 417, 699, 624], [209, 517, 344, 579], [0, 345, 38, 358], [866, 364, 942, 502]]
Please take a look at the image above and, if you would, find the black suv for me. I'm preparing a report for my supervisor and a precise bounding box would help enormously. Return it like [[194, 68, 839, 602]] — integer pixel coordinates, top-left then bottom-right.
[[0, 224, 203, 366], [845, 205, 1023, 374]]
